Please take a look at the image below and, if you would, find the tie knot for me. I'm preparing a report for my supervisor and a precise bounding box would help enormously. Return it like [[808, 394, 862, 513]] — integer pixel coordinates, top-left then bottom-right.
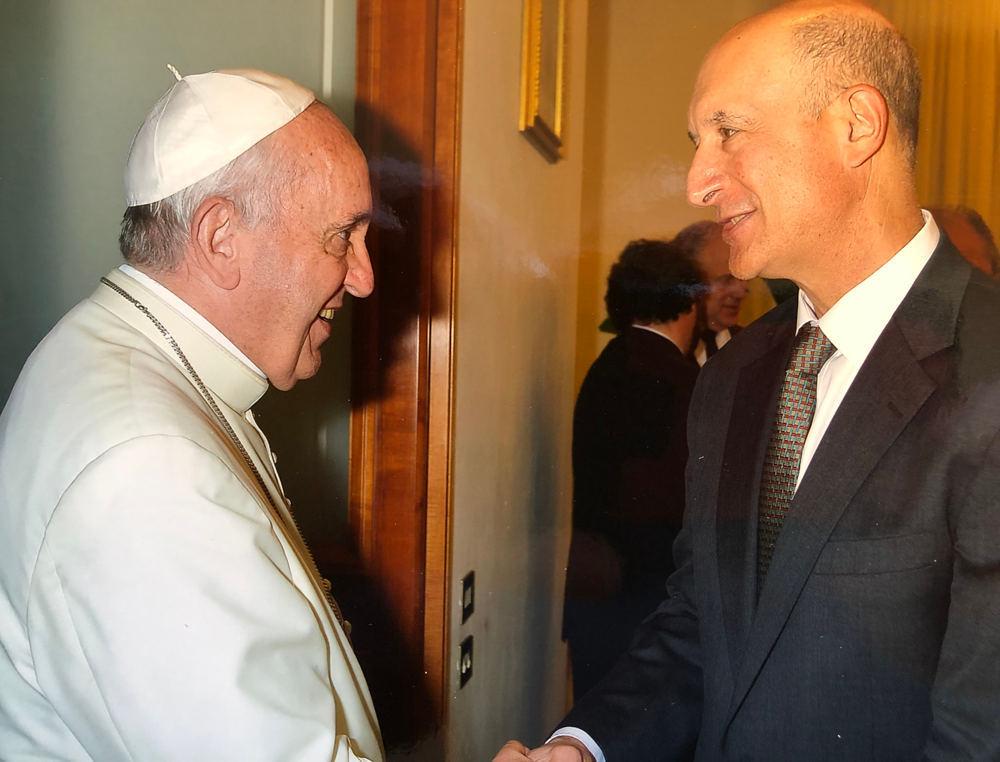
[[789, 323, 835, 375]]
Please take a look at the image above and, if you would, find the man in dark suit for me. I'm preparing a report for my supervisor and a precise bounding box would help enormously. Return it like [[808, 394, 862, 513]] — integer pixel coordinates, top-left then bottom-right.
[[564, 239, 704, 701], [496, 1, 1000, 760]]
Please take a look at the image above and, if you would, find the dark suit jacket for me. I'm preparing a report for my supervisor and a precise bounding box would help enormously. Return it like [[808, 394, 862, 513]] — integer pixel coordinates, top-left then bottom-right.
[[567, 327, 699, 597], [561, 237, 1000, 761]]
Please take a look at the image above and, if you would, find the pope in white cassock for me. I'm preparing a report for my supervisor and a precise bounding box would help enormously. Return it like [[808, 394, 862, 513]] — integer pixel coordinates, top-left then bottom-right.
[[0, 68, 382, 761]]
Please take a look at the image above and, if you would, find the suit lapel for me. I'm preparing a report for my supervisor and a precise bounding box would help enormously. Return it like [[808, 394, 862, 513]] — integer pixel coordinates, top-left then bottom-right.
[[724, 240, 970, 726]]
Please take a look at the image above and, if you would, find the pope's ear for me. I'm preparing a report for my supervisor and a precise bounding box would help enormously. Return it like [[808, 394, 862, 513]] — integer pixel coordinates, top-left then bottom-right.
[[190, 197, 241, 290], [836, 84, 888, 168]]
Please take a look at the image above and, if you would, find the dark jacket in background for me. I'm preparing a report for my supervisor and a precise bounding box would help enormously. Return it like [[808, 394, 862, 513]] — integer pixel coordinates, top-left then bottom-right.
[[564, 326, 699, 700]]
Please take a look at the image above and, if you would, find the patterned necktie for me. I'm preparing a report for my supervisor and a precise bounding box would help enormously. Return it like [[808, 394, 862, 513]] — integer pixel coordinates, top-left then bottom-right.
[[757, 322, 836, 590]]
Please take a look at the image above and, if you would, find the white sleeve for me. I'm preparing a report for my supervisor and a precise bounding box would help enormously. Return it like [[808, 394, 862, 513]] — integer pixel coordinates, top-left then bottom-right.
[[27, 435, 378, 762], [549, 727, 606, 762]]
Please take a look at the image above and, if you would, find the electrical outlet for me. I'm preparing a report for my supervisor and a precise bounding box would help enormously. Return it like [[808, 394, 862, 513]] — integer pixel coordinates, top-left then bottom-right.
[[461, 570, 475, 623], [459, 635, 473, 688]]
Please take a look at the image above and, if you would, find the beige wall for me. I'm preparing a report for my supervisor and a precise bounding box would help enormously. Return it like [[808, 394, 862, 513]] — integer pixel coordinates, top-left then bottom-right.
[[575, 0, 777, 388], [447, 0, 589, 757]]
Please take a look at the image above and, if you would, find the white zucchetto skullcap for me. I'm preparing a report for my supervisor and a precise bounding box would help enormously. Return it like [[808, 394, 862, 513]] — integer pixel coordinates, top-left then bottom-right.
[[124, 65, 315, 206]]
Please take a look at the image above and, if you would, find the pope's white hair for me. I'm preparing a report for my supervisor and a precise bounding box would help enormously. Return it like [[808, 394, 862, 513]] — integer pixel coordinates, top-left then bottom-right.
[[118, 132, 295, 272]]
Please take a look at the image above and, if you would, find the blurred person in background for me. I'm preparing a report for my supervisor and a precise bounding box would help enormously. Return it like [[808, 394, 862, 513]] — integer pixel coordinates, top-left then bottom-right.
[[563, 239, 705, 702], [674, 220, 748, 365]]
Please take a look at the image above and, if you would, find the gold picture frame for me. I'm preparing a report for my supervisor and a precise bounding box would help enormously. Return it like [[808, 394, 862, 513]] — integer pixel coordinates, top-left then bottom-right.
[[519, 0, 567, 163]]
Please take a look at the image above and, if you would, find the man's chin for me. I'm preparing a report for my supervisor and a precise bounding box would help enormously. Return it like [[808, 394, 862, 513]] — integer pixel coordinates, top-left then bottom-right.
[[273, 364, 320, 391], [272, 347, 324, 391], [270, 320, 334, 390], [728, 250, 768, 281], [289, 352, 323, 389]]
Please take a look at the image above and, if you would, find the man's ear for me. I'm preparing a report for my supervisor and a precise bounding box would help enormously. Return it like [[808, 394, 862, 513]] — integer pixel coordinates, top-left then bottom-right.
[[837, 84, 888, 168], [190, 197, 242, 290]]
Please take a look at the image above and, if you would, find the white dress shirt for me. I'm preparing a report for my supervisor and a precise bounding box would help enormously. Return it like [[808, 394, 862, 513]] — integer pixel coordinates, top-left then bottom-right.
[[795, 210, 938, 487], [556, 210, 940, 762], [695, 327, 733, 366]]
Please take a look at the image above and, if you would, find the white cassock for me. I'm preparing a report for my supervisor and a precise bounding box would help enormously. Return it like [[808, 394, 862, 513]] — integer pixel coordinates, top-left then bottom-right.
[[0, 268, 383, 762]]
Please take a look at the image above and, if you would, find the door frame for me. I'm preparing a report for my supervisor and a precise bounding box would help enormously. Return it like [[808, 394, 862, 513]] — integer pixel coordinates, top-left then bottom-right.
[[349, 0, 462, 736]]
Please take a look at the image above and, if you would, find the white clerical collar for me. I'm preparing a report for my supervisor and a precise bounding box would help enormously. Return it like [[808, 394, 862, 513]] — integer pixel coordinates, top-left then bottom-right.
[[797, 209, 940, 366], [119, 264, 266, 378]]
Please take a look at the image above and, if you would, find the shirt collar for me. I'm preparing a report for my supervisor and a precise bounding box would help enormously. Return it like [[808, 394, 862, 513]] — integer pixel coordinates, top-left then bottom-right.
[[632, 323, 684, 352], [120, 264, 265, 378], [796, 209, 940, 365]]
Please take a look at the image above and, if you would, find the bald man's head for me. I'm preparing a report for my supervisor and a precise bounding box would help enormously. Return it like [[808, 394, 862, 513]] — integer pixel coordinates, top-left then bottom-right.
[[709, 2, 920, 167], [787, 3, 921, 167], [687, 1, 925, 301]]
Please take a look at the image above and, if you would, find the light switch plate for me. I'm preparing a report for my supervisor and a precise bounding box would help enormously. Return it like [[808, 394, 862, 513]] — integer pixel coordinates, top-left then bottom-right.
[[461, 571, 475, 623], [459, 635, 473, 688]]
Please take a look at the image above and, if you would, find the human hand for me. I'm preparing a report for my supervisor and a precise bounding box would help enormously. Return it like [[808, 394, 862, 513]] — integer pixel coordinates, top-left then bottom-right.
[[493, 740, 532, 761], [492, 737, 595, 762]]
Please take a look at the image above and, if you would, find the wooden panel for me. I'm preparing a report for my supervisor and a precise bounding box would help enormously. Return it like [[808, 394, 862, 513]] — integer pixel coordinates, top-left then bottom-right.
[[424, 0, 462, 721], [346, 0, 460, 749]]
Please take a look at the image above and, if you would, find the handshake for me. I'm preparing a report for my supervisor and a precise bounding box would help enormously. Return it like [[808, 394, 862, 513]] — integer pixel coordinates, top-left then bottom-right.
[[493, 737, 596, 762]]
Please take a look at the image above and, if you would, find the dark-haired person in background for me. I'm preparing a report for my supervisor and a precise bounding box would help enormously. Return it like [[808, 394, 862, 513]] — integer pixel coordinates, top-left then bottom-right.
[[563, 239, 705, 702]]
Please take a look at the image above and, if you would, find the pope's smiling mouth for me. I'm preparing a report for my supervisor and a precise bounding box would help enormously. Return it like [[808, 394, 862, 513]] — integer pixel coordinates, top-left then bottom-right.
[[728, 212, 751, 226], [319, 308, 336, 320]]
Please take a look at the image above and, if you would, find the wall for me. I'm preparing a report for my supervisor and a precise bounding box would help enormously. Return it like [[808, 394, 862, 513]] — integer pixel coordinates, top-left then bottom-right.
[[574, 0, 777, 388], [446, 0, 589, 758], [0, 0, 356, 545], [873, 0, 1000, 234]]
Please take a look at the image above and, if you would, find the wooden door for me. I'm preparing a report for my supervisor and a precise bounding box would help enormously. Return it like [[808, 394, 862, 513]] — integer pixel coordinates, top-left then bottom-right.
[[324, 0, 462, 754]]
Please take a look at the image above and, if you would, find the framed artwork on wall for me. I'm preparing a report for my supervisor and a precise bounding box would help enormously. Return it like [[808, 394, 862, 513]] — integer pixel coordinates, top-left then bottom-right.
[[519, 0, 566, 163]]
